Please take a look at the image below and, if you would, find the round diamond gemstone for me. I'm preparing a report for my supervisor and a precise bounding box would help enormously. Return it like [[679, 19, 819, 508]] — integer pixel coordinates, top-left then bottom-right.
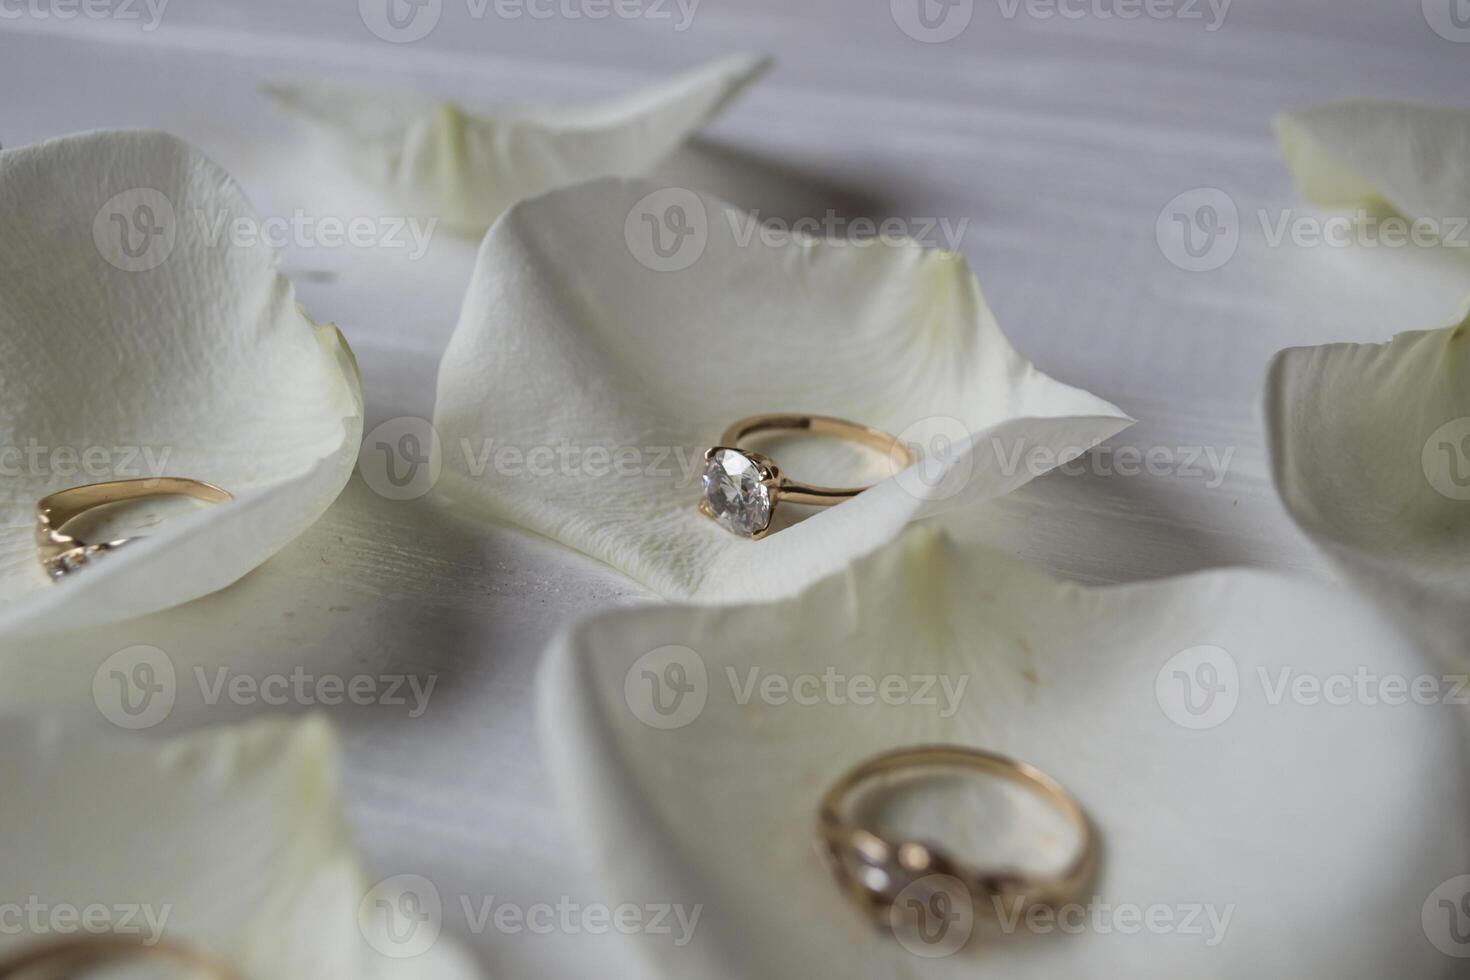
[[702, 449, 772, 537]]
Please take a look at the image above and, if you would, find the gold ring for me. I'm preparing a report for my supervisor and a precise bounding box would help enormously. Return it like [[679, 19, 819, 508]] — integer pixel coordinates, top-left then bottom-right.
[[36, 478, 232, 581], [0, 934, 238, 979], [817, 746, 1096, 940], [700, 414, 914, 539]]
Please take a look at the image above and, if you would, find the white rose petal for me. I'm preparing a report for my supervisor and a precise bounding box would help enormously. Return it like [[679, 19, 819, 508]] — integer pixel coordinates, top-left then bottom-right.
[[1265, 304, 1470, 664], [0, 715, 482, 980], [433, 178, 1131, 601], [1276, 102, 1470, 225], [0, 130, 363, 636], [539, 528, 1469, 978], [265, 54, 771, 235]]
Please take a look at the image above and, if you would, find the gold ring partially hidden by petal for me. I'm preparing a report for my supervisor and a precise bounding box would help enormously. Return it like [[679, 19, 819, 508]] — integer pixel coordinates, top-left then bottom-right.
[[36, 477, 232, 582]]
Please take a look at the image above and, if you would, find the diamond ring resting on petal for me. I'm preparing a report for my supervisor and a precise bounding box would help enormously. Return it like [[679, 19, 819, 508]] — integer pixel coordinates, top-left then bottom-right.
[[700, 414, 914, 540], [36, 477, 232, 581]]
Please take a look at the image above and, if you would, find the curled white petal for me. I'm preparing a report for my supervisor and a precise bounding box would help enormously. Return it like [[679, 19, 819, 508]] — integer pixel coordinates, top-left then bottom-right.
[[0, 130, 364, 635], [0, 715, 482, 979], [1276, 102, 1470, 223], [266, 54, 771, 234], [1265, 305, 1470, 664], [539, 528, 1468, 978], [432, 178, 1130, 601]]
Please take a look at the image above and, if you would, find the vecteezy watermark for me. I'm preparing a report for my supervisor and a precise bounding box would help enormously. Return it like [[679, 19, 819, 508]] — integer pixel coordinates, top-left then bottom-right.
[[1255, 209, 1470, 251], [93, 646, 438, 729], [991, 896, 1234, 946], [358, 417, 444, 501], [0, 0, 169, 31], [1423, 417, 1470, 501], [1423, 0, 1470, 43], [0, 441, 172, 479], [1425, 875, 1470, 958], [358, 875, 702, 958], [358, 0, 699, 43], [884, 876, 1234, 959], [892, 417, 1236, 504], [0, 898, 173, 946], [891, 0, 974, 42], [193, 208, 438, 261], [1158, 188, 1470, 272], [93, 188, 177, 273], [993, 0, 1231, 30], [1155, 645, 1240, 730], [1156, 645, 1470, 730], [458, 438, 708, 485], [1002, 439, 1234, 490], [726, 211, 970, 253], [623, 646, 970, 730], [623, 188, 971, 273], [891, 0, 1228, 41], [93, 192, 440, 271], [1156, 188, 1240, 273], [889, 875, 975, 957], [624, 187, 710, 272]]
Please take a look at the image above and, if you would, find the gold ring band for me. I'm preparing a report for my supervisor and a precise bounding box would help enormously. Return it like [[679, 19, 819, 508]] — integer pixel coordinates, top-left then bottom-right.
[[817, 745, 1096, 934], [0, 935, 238, 979], [701, 414, 914, 539], [36, 478, 232, 581]]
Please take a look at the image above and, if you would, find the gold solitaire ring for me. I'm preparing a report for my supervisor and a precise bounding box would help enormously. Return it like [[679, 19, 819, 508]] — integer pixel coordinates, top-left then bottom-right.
[[36, 478, 232, 581], [700, 414, 914, 539], [817, 746, 1096, 945], [0, 935, 238, 979]]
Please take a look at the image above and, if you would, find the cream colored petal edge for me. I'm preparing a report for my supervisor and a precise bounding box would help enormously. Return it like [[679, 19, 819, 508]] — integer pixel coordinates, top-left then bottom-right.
[[0, 714, 481, 980], [432, 177, 1130, 601], [1264, 304, 1470, 665], [265, 53, 771, 234], [0, 130, 364, 636], [539, 527, 1469, 979], [1275, 102, 1470, 221]]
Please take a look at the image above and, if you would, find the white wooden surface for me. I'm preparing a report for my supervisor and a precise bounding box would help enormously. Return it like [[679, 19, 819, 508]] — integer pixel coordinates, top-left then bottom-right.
[[1, 2, 1465, 976]]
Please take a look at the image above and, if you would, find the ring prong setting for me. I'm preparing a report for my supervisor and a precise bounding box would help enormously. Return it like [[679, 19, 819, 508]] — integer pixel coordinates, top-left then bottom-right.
[[700, 446, 777, 539]]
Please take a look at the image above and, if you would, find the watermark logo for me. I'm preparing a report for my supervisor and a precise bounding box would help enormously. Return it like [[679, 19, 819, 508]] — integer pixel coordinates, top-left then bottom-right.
[[625, 188, 708, 273], [0, 0, 170, 31], [727, 211, 970, 252], [625, 645, 708, 729], [1424, 875, 1470, 957], [93, 646, 438, 728], [359, 879, 701, 948], [93, 188, 176, 273], [193, 208, 438, 260], [359, 417, 444, 501], [0, 898, 172, 946], [360, 875, 444, 958], [994, 0, 1231, 30], [892, 416, 975, 502], [1155, 645, 1239, 730], [359, 0, 442, 41], [0, 441, 172, 479], [1259, 208, 1469, 251], [1424, 0, 1470, 42], [1423, 418, 1470, 501], [890, 875, 975, 957], [891, 0, 974, 42], [1157, 188, 1239, 272], [93, 645, 177, 730], [993, 896, 1233, 944]]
